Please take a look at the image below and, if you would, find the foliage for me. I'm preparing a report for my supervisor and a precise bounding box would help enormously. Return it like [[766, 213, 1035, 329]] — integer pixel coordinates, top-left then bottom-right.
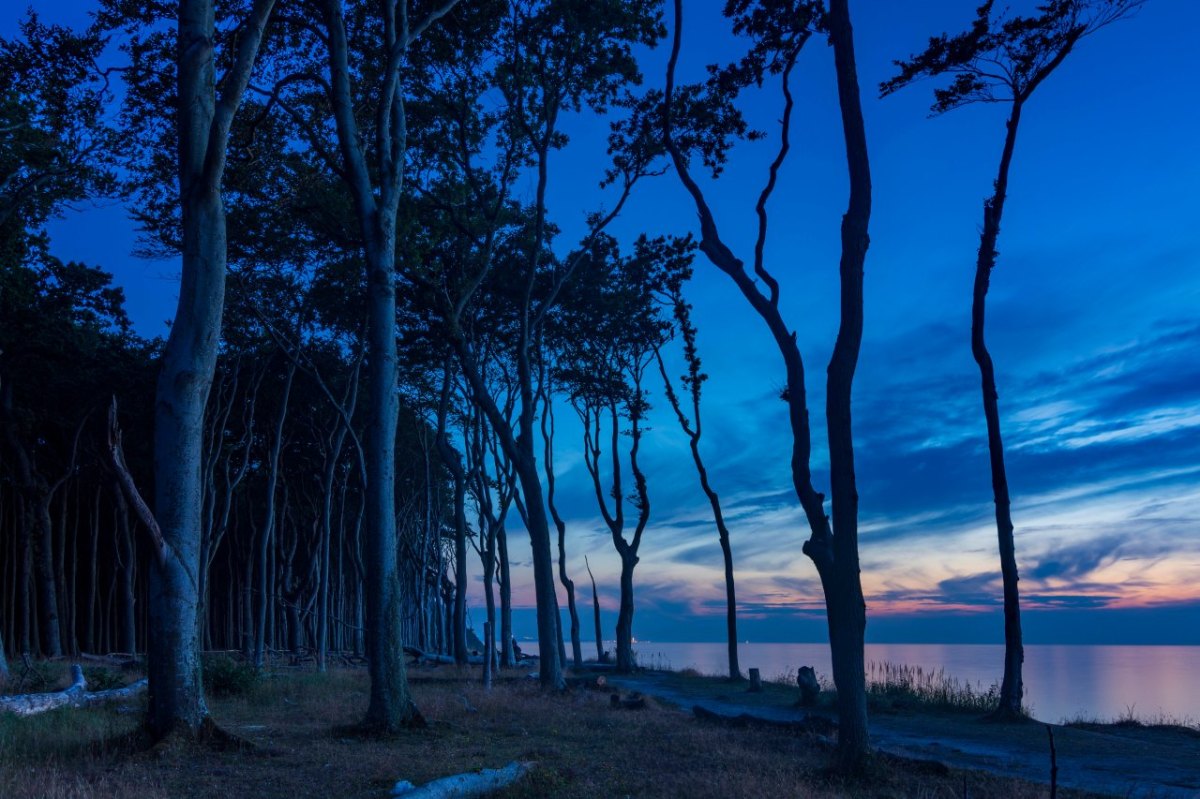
[[201, 654, 260, 698], [881, 0, 1147, 111]]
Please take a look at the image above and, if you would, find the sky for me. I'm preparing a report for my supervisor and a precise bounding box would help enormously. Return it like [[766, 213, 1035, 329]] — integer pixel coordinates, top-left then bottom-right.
[[6, 0, 1199, 645]]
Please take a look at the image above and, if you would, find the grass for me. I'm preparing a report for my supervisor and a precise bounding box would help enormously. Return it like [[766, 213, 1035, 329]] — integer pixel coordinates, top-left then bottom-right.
[[0, 663, 1073, 799], [1062, 704, 1200, 736], [864, 661, 1012, 716]]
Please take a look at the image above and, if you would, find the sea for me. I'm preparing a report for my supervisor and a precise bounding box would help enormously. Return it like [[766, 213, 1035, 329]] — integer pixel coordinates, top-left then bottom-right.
[[591, 641, 1199, 724]]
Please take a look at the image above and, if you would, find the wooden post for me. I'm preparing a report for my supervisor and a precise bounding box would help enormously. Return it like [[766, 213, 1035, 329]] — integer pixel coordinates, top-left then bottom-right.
[[748, 667, 762, 692]]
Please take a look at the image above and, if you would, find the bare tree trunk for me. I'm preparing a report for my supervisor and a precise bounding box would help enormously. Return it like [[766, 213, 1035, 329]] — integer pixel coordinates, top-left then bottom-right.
[[585, 556, 603, 662], [145, 0, 276, 739], [817, 0, 872, 768], [542, 395, 582, 669], [113, 480, 138, 654], [974, 104, 1026, 720], [497, 524, 514, 668], [255, 360, 295, 668], [361, 241, 419, 728], [435, 365, 469, 666]]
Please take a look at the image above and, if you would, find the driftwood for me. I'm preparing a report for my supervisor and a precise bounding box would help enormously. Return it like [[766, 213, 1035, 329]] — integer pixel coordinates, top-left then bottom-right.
[[391, 761, 535, 798], [0, 664, 148, 717]]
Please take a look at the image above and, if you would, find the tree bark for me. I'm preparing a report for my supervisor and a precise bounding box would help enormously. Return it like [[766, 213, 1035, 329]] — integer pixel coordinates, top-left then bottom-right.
[[974, 103, 1026, 720]]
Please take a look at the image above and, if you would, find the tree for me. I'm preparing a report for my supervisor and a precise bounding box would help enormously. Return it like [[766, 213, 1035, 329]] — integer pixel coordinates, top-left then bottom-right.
[[556, 235, 676, 673], [0, 13, 114, 232], [112, 0, 279, 737], [251, 0, 468, 730], [651, 236, 744, 681], [425, 0, 665, 688], [881, 0, 1144, 720], [645, 0, 874, 767]]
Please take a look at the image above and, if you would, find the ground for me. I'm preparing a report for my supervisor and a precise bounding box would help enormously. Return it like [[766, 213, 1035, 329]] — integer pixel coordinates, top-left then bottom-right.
[[607, 670, 1200, 799], [0, 662, 1192, 798]]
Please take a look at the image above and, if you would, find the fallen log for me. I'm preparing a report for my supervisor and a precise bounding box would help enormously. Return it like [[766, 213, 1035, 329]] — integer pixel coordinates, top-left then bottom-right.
[[0, 664, 148, 717], [391, 761, 536, 798]]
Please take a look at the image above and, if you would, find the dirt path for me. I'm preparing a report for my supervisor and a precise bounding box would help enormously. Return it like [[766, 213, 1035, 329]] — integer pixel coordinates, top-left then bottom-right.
[[608, 673, 1200, 798]]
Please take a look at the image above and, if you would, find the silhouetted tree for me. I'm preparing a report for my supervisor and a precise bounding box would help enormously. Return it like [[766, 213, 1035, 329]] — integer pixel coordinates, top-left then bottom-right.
[[650, 236, 745, 681], [623, 0, 875, 767], [882, 0, 1145, 720]]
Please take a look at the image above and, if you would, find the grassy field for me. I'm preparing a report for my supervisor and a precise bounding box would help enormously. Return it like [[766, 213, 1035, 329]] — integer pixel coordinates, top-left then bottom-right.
[[0, 663, 1099, 799]]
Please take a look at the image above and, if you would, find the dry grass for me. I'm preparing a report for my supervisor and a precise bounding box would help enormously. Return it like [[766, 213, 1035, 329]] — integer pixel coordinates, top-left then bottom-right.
[[0, 665, 1077, 799]]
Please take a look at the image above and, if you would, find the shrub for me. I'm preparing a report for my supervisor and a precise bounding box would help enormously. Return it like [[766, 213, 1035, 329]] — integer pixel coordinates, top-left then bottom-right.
[[82, 667, 125, 692], [202, 654, 259, 697]]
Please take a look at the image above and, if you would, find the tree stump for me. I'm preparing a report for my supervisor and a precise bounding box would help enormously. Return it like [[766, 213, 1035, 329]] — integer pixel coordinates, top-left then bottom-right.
[[748, 668, 762, 692], [797, 666, 820, 706]]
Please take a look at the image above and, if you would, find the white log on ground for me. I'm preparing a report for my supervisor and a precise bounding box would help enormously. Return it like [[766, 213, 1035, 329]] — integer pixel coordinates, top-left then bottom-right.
[[391, 761, 536, 798], [0, 663, 148, 717]]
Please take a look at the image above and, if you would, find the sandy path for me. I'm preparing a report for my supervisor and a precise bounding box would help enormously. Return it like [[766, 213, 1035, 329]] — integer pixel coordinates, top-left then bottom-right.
[[608, 673, 1200, 798]]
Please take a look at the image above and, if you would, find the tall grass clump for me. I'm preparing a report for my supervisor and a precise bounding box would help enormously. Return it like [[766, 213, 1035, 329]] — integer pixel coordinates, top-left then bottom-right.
[[866, 661, 1014, 715]]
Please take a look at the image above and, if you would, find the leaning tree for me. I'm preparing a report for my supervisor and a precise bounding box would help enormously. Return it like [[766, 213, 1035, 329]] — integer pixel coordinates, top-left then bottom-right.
[[882, 0, 1145, 719]]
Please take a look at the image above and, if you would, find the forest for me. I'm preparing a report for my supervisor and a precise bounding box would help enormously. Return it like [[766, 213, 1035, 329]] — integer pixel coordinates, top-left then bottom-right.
[[3, 1, 1186, 797]]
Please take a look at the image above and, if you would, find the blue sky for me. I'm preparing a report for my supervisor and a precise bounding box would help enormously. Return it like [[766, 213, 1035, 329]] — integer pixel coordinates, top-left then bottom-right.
[[8, 0, 1199, 644]]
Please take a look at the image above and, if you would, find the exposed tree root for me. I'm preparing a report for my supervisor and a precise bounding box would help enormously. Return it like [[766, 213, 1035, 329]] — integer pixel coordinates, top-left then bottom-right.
[[143, 716, 262, 757]]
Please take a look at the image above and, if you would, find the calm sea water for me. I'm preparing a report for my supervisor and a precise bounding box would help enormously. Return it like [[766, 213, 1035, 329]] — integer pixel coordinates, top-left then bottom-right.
[[608, 642, 1199, 724]]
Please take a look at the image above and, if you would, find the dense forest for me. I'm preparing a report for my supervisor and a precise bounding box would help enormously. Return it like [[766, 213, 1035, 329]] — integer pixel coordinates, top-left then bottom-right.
[[0, 0, 1151, 781]]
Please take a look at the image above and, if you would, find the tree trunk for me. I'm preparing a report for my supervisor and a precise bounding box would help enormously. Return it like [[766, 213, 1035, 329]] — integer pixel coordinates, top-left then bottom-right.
[[32, 495, 63, 657], [146, 0, 276, 739], [497, 524, 514, 668], [974, 104, 1026, 720], [542, 397, 582, 669], [255, 360, 295, 668], [586, 557, 603, 662], [113, 481, 138, 654], [0, 628, 8, 684], [361, 241, 419, 729], [615, 553, 636, 673], [148, 186, 221, 736], [819, 0, 873, 769]]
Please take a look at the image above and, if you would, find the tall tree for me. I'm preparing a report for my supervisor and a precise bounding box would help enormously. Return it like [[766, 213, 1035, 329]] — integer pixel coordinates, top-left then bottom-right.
[[882, 0, 1145, 719], [116, 0, 280, 737], [256, 0, 466, 730], [651, 236, 744, 681], [641, 0, 874, 767]]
